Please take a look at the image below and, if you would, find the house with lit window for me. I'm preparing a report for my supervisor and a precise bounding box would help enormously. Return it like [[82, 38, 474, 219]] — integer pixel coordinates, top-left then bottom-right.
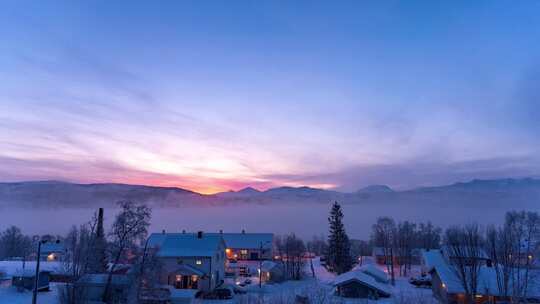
[[423, 249, 540, 304], [207, 231, 273, 276], [214, 231, 273, 261], [147, 231, 226, 293], [40, 242, 67, 262]]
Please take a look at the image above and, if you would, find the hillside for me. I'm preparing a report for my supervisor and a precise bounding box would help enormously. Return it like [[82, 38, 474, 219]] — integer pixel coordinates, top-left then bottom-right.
[[0, 178, 539, 209]]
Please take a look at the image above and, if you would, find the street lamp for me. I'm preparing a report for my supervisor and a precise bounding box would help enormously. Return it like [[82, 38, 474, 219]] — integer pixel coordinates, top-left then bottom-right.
[[32, 238, 60, 304]]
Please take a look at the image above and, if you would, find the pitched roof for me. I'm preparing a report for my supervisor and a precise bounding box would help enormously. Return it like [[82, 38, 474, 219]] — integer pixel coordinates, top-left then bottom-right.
[[357, 264, 389, 283], [169, 264, 205, 276], [333, 270, 392, 297], [423, 249, 540, 298], [41, 242, 65, 253], [147, 233, 224, 257], [207, 233, 273, 250], [261, 261, 281, 272]]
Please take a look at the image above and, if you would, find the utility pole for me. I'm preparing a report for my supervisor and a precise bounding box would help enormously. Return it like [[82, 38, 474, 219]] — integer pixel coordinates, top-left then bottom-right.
[[259, 242, 263, 288], [33, 239, 58, 304], [32, 240, 44, 304]]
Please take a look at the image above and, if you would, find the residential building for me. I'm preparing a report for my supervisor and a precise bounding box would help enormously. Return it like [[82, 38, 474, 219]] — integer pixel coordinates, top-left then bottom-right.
[[214, 231, 273, 261], [207, 231, 273, 277], [147, 231, 226, 293], [423, 249, 540, 304], [40, 242, 66, 262]]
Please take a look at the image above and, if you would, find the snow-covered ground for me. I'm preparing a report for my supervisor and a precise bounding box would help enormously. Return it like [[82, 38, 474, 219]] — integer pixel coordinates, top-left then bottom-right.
[[0, 258, 436, 304], [0, 261, 64, 278], [0, 281, 61, 304]]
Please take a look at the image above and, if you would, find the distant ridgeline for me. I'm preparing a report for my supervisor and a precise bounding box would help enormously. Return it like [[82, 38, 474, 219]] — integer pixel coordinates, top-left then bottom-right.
[[0, 178, 539, 208]]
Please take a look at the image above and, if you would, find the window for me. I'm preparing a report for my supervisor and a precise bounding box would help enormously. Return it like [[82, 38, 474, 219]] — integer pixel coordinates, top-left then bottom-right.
[[240, 249, 248, 255], [196, 259, 202, 265]]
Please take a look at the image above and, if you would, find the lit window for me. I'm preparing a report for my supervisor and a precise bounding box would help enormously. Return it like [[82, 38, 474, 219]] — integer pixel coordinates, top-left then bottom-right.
[[47, 254, 55, 261], [240, 250, 248, 255], [176, 275, 182, 282], [191, 275, 198, 282], [196, 260, 202, 265], [225, 248, 231, 254]]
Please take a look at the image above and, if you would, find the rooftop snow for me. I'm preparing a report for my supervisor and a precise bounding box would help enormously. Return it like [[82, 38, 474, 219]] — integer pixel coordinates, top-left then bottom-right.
[[147, 233, 224, 257], [357, 264, 389, 283], [207, 233, 273, 250], [333, 270, 392, 296]]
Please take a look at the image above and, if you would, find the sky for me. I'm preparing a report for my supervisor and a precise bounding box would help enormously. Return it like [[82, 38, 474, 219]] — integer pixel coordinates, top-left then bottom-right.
[[1, 1, 540, 194]]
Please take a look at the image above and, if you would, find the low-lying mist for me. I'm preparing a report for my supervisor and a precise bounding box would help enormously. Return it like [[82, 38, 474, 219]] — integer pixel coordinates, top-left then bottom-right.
[[0, 200, 530, 240]]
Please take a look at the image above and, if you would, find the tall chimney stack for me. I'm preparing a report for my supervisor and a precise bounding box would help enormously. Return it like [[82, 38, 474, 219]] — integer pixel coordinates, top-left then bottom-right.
[[197, 231, 203, 239]]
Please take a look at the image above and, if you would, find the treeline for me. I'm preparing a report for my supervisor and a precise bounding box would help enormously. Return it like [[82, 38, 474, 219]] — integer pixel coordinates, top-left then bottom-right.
[[1, 201, 153, 304], [304, 201, 540, 303]]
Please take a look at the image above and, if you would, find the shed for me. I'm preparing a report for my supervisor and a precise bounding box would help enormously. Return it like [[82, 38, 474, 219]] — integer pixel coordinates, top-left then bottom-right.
[[11, 270, 50, 291], [333, 270, 391, 299], [74, 273, 133, 303], [260, 261, 285, 283]]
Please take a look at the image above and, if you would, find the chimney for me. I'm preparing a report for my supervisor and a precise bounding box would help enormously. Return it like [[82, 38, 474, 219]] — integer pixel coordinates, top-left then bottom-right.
[[197, 231, 203, 239], [182, 230, 186, 234], [241, 229, 245, 234], [162, 229, 166, 234], [219, 229, 223, 234]]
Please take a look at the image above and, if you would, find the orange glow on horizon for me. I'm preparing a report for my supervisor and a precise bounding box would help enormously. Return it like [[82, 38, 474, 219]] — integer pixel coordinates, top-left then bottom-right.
[[65, 174, 338, 195]]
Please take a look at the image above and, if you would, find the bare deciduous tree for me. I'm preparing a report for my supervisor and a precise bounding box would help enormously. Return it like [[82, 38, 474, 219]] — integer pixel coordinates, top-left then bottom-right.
[[444, 224, 485, 304], [102, 200, 151, 303], [372, 217, 397, 285], [0, 226, 32, 260]]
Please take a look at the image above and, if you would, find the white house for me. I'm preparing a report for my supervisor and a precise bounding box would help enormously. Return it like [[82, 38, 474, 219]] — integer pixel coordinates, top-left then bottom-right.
[[206, 231, 273, 277], [207, 231, 273, 261], [147, 231, 226, 293]]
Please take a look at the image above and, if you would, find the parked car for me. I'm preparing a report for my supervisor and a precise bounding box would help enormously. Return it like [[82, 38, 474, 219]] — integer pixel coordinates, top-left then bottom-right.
[[233, 285, 247, 294], [236, 278, 252, 287], [409, 275, 432, 288], [213, 286, 235, 299]]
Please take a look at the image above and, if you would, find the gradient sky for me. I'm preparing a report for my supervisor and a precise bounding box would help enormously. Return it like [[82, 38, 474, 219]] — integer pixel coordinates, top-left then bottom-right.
[[1, 1, 540, 194]]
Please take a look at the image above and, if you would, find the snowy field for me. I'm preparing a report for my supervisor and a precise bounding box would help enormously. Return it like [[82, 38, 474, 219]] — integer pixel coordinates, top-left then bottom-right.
[[0, 261, 64, 278], [0, 258, 436, 304]]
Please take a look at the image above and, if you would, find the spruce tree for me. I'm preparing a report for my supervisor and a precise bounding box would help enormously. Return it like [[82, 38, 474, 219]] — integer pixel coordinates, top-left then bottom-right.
[[327, 201, 353, 274]]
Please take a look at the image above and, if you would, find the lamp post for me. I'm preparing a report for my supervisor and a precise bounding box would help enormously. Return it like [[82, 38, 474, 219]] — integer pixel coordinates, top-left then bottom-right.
[[32, 239, 59, 304], [32, 239, 45, 304]]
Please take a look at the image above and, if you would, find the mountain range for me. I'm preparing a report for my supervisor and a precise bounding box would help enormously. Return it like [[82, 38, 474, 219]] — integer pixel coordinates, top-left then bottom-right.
[[0, 178, 539, 209]]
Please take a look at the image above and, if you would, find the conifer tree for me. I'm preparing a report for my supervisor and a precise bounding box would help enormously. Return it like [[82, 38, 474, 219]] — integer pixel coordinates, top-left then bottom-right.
[[327, 201, 353, 274]]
